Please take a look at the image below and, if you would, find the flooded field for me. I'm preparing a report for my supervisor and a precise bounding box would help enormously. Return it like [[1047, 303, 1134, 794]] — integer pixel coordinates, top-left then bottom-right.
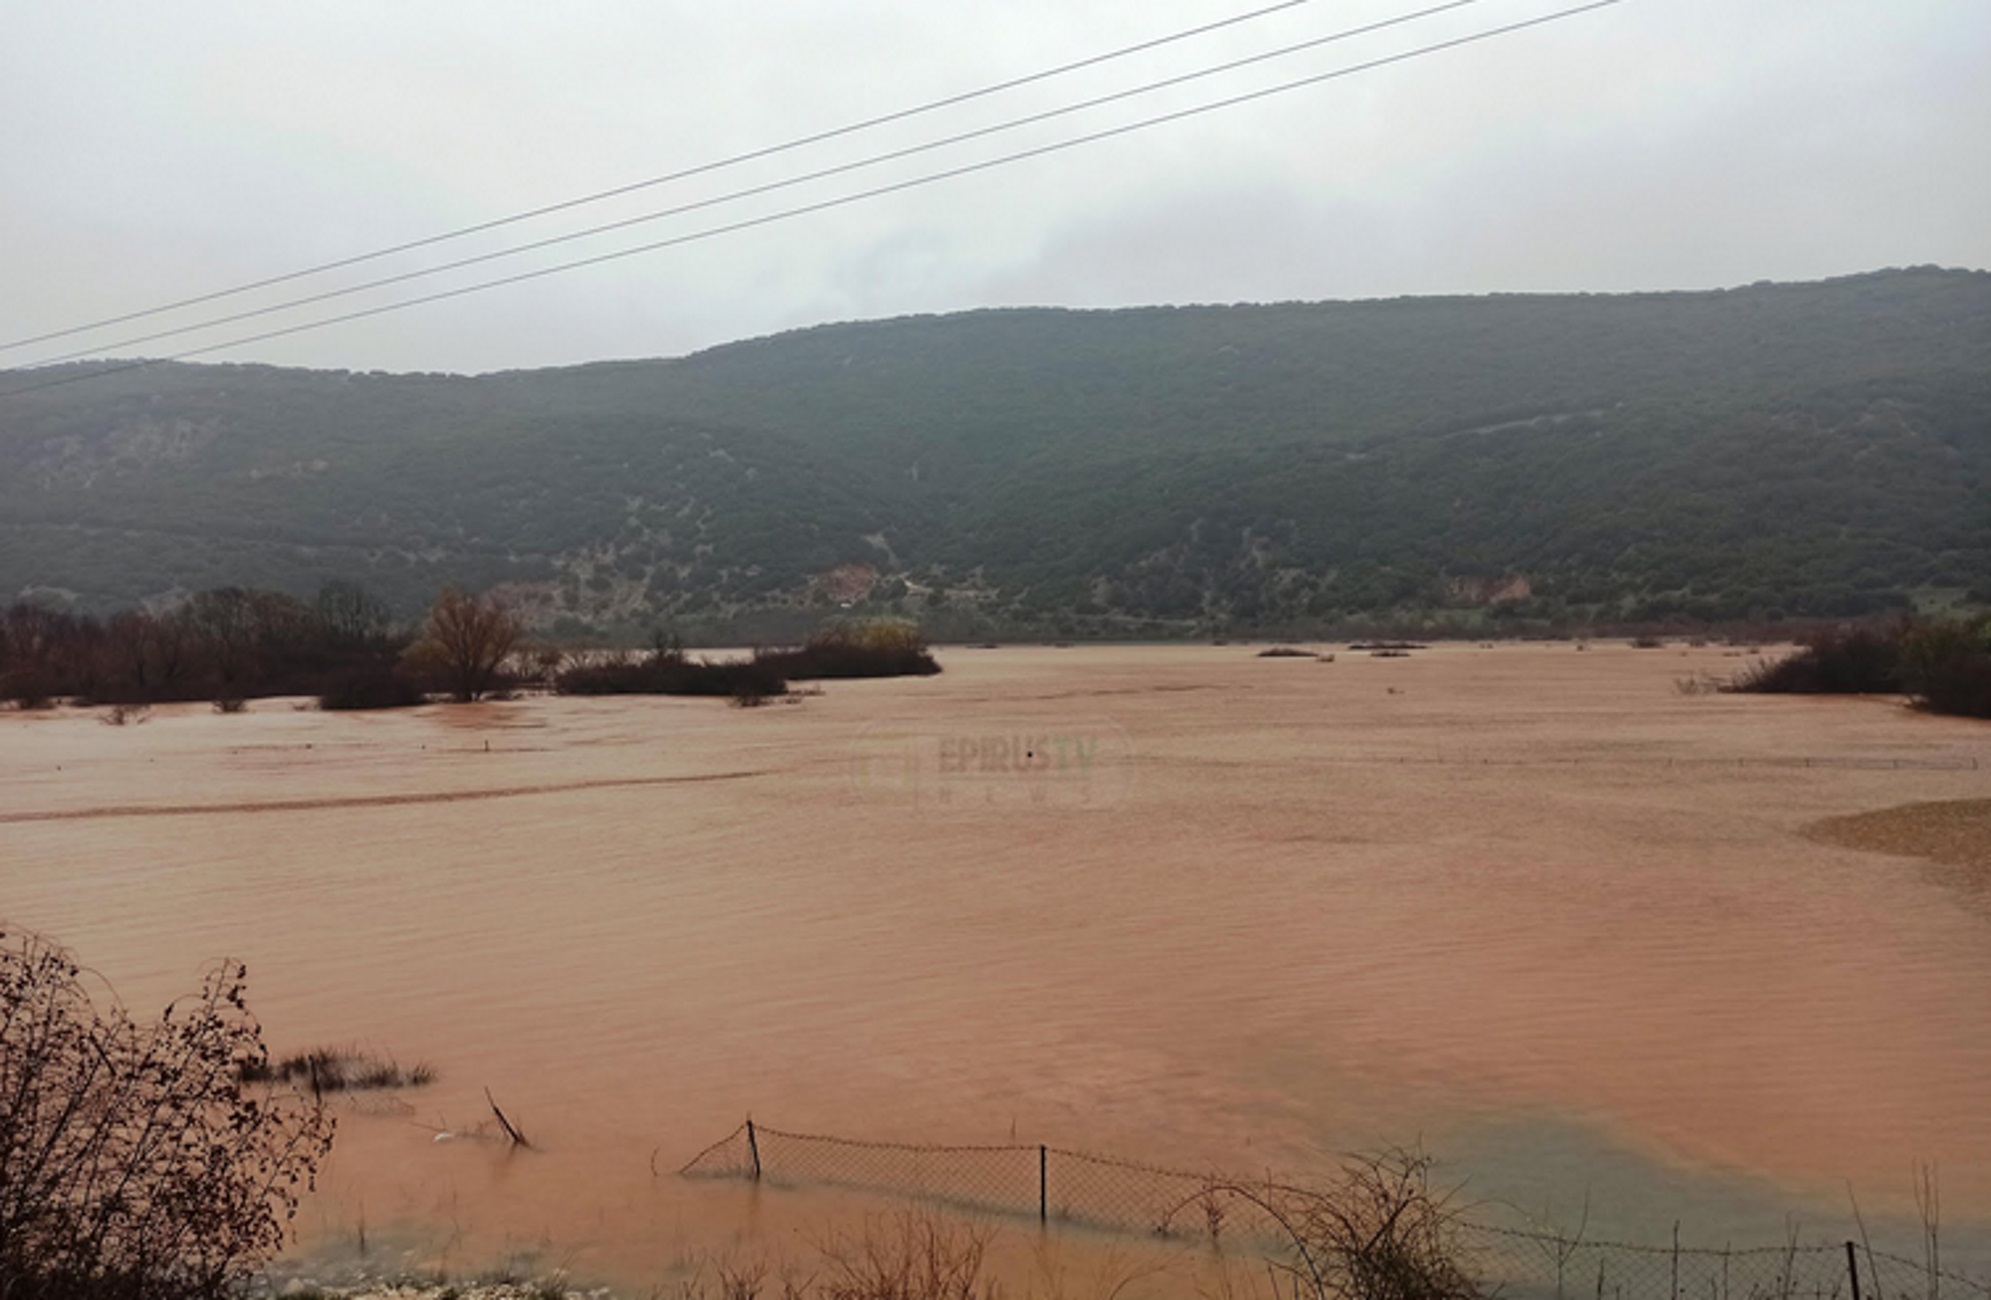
[[3, 643, 1988, 1291]]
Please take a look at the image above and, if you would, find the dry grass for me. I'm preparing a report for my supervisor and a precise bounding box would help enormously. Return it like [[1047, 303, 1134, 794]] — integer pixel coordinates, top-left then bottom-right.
[[653, 1212, 1187, 1300], [652, 1215, 997, 1300], [816, 1213, 996, 1300]]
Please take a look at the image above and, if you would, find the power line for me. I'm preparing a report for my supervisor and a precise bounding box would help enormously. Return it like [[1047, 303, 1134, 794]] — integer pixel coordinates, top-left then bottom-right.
[[12, 0, 1490, 369], [0, 0, 1329, 356], [0, 0, 1624, 401]]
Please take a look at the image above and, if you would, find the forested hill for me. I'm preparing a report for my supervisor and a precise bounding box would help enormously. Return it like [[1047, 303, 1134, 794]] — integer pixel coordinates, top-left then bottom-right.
[[3, 266, 1987, 638]]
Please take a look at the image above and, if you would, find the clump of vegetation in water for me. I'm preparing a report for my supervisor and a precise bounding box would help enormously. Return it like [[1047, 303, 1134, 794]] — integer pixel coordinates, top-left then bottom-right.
[[1729, 625, 1902, 694], [0, 929, 335, 1300], [1184, 1147, 1482, 1300], [318, 665, 429, 711], [755, 619, 941, 681], [239, 1045, 436, 1094], [1726, 615, 1991, 717], [400, 587, 526, 704], [556, 639, 788, 700], [556, 619, 939, 699], [0, 580, 411, 710], [1901, 617, 1991, 718]]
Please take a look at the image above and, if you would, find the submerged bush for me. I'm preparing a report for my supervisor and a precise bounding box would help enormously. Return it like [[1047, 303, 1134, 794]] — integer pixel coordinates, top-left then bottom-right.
[[1727, 625, 1903, 694], [1901, 616, 1991, 718], [756, 619, 941, 681], [1199, 1147, 1481, 1300], [1725, 616, 1991, 718], [0, 930, 335, 1300], [319, 666, 428, 711], [556, 650, 787, 698], [239, 1045, 435, 1094]]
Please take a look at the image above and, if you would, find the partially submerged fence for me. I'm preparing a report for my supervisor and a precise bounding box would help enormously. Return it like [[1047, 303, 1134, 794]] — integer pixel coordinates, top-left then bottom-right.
[[1301, 755, 1982, 772], [681, 1121, 1988, 1300]]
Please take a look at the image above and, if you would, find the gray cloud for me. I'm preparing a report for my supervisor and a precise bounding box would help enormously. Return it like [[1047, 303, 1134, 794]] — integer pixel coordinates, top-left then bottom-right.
[[3, 0, 1985, 374]]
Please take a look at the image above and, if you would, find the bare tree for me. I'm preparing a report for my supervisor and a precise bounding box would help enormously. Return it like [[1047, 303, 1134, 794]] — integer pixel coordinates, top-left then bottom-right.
[[405, 586, 524, 702], [313, 579, 394, 651], [0, 602, 93, 706], [177, 588, 264, 688]]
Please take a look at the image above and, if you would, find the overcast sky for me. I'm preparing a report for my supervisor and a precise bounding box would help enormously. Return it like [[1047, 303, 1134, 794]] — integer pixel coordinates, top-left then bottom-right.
[[3, 0, 1986, 375]]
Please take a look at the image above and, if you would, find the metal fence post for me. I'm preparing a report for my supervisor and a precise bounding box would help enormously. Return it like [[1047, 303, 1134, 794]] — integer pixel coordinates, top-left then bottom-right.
[[747, 1118, 762, 1181], [1845, 1242, 1862, 1300], [1039, 1145, 1048, 1224]]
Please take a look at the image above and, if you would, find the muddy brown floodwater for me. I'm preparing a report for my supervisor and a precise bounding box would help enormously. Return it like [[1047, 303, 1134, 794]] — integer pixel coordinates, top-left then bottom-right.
[[3, 644, 1989, 1291]]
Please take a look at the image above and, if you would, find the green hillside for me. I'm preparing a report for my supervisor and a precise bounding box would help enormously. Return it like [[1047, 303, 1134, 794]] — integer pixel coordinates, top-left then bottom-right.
[[3, 267, 1986, 637]]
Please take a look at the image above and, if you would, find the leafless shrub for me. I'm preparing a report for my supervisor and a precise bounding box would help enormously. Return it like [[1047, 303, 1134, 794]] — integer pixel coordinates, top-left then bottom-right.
[[717, 1259, 770, 1300], [0, 929, 335, 1300], [99, 703, 150, 726], [212, 696, 248, 714], [1197, 1148, 1480, 1300], [816, 1212, 996, 1300]]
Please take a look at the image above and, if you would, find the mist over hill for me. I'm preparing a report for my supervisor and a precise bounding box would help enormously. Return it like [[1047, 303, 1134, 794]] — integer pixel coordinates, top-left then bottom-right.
[[3, 267, 1986, 639]]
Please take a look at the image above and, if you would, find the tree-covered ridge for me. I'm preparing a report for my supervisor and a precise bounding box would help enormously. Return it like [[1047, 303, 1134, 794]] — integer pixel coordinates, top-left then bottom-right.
[[2, 267, 1986, 636]]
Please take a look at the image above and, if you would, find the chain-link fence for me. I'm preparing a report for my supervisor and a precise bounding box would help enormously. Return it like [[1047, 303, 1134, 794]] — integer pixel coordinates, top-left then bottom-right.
[[680, 1121, 1989, 1300], [1295, 755, 1981, 772]]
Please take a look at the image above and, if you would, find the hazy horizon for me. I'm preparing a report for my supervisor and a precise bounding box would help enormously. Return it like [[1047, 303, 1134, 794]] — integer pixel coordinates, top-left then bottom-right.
[[33, 262, 1985, 380]]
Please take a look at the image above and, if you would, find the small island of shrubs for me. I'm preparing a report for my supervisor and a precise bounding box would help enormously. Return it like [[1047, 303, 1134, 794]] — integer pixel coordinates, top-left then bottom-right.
[[1728, 615, 1990, 717], [556, 618, 940, 703]]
